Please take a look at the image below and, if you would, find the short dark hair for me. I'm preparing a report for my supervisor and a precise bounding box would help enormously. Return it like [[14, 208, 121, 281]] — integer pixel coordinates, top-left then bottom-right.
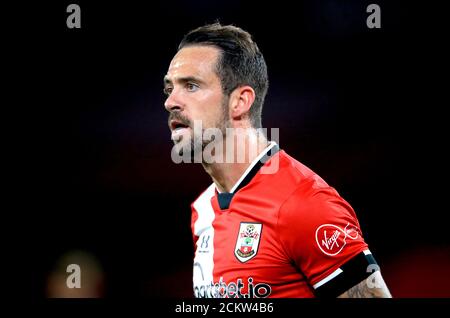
[[178, 23, 269, 128]]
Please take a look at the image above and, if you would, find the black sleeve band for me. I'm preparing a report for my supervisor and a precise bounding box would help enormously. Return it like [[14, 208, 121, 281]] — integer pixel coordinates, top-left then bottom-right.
[[314, 251, 379, 298]]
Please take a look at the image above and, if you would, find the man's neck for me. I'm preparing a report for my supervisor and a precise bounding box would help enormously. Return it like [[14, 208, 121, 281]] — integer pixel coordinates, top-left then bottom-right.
[[202, 130, 269, 193]]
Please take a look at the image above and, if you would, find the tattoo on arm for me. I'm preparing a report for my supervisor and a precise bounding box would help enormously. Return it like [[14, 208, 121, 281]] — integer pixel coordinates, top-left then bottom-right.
[[338, 271, 392, 298]]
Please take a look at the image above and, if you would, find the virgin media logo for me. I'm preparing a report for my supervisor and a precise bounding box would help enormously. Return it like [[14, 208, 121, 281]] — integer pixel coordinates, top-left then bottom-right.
[[315, 223, 359, 256]]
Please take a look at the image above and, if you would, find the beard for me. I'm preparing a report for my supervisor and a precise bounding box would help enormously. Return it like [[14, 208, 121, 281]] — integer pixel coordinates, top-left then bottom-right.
[[169, 96, 230, 162]]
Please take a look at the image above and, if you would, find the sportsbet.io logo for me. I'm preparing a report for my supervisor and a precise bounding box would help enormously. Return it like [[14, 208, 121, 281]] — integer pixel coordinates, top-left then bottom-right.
[[194, 276, 272, 298]]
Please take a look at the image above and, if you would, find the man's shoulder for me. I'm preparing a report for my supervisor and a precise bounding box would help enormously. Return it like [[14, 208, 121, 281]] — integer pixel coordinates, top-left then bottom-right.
[[278, 150, 325, 180], [216, 149, 337, 217], [275, 151, 354, 222], [257, 149, 332, 196]]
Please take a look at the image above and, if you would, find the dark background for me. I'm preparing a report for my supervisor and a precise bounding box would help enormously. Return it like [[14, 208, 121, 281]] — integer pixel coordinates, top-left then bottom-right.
[[10, 0, 448, 298]]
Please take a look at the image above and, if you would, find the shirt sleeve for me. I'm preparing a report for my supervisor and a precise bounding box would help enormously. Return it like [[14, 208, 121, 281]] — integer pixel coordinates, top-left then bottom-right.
[[277, 180, 374, 296]]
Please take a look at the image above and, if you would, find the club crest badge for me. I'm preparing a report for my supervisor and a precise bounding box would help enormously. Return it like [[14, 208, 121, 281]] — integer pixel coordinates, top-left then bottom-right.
[[234, 222, 262, 263]]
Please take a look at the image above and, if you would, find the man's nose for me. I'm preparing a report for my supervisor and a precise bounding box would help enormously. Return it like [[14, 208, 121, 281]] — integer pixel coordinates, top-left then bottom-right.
[[164, 91, 183, 112]]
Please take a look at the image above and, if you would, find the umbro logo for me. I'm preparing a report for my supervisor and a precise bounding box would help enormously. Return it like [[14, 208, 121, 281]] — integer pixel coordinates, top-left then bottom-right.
[[198, 234, 211, 253]]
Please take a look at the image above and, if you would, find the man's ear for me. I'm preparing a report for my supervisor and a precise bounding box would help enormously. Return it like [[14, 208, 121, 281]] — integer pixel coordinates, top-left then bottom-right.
[[229, 85, 255, 121]]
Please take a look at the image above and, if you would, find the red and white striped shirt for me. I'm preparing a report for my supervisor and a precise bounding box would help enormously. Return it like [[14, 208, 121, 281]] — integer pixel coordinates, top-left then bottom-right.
[[191, 142, 374, 298]]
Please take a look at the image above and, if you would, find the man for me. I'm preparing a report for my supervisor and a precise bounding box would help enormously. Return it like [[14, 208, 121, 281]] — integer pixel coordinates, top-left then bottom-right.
[[163, 23, 391, 298]]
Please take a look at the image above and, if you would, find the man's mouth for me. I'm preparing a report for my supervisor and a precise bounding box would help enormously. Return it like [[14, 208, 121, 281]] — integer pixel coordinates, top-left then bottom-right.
[[170, 120, 190, 131], [170, 119, 191, 141]]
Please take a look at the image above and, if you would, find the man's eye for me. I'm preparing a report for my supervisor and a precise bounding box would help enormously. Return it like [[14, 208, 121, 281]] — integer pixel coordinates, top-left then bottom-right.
[[186, 83, 199, 92], [164, 87, 173, 96]]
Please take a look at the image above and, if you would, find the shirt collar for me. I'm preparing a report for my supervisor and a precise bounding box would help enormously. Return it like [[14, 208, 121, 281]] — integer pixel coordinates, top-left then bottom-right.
[[215, 141, 280, 210], [229, 141, 278, 193]]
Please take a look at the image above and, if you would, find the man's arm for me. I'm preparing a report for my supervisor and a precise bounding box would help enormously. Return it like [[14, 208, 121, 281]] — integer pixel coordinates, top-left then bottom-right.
[[338, 271, 392, 298]]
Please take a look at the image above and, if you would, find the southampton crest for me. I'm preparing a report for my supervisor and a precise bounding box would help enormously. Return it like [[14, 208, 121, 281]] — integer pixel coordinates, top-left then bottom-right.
[[234, 222, 262, 263]]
